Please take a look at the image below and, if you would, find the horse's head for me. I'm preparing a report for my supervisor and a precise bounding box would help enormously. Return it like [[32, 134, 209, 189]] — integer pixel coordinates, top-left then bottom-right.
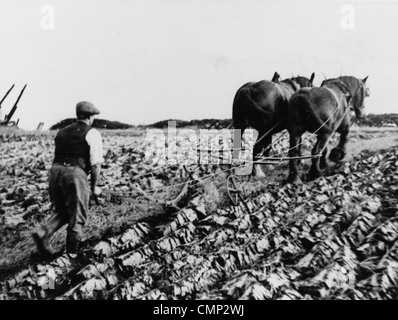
[[351, 76, 369, 119], [323, 76, 369, 119], [290, 72, 315, 89]]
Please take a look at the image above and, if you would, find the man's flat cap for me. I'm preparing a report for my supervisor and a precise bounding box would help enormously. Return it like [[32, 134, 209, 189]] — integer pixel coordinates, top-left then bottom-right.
[[76, 101, 100, 115]]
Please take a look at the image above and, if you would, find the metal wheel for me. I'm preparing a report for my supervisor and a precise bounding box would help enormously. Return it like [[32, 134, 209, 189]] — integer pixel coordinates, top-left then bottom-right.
[[227, 175, 246, 205]]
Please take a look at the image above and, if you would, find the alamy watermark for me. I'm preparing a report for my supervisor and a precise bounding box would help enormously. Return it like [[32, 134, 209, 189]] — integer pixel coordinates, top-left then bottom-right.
[[41, 5, 55, 30], [143, 121, 255, 173], [341, 5, 355, 30]]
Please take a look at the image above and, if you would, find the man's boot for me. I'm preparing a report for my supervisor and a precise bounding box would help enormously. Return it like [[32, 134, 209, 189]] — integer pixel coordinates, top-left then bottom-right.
[[32, 228, 53, 256], [66, 232, 80, 256]]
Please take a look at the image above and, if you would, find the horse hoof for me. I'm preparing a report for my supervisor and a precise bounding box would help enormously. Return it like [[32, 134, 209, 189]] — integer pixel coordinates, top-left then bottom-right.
[[329, 148, 345, 163], [320, 160, 328, 170], [308, 170, 322, 181], [287, 175, 302, 186]]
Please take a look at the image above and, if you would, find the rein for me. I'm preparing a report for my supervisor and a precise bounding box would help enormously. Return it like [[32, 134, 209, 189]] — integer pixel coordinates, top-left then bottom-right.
[[254, 79, 301, 147], [318, 99, 353, 156], [253, 115, 287, 147], [315, 81, 357, 156], [324, 86, 350, 112], [351, 82, 366, 113], [250, 79, 367, 164]]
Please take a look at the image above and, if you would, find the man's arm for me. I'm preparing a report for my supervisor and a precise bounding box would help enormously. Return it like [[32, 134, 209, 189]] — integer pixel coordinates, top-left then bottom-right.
[[91, 163, 101, 195], [86, 128, 104, 196]]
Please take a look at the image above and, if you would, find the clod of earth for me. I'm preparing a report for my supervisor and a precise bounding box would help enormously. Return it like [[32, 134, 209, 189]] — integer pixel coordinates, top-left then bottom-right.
[[0, 129, 398, 300]]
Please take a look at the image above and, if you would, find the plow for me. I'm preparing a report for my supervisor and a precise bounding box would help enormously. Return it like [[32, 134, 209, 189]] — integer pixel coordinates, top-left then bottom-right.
[[98, 115, 343, 210], [0, 84, 27, 128]]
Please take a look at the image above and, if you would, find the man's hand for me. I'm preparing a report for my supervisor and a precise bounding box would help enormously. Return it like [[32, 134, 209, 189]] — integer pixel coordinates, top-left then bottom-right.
[[90, 163, 102, 206], [90, 186, 104, 206], [92, 186, 102, 196]]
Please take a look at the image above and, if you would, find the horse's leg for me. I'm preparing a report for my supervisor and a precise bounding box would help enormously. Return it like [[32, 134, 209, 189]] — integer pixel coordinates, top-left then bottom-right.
[[252, 130, 268, 178], [329, 127, 349, 163], [262, 134, 273, 157], [320, 147, 329, 174], [287, 132, 303, 185], [319, 133, 329, 170], [260, 134, 275, 173], [309, 133, 329, 180], [297, 136, 303, 167]]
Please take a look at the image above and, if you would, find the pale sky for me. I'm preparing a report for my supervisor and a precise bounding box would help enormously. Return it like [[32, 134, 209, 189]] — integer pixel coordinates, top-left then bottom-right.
[[0, 0, 396, 130]]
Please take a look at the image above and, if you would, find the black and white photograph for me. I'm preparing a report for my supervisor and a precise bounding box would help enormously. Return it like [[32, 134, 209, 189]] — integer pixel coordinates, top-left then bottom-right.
[[0, 0, 397, 306]]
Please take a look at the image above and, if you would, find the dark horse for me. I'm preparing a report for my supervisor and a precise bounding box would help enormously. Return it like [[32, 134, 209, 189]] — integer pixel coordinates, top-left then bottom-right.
[[287, 75, 369, 185], [232, 72, 315, 177]]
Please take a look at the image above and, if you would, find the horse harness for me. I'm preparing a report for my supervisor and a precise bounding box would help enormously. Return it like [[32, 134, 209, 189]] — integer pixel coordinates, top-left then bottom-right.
[[275, 79, 299, 99], [324, 87, 349, 112], [324, 78, 367, 113], [323, 80, 353, 112], [351, 81, 368, 112]]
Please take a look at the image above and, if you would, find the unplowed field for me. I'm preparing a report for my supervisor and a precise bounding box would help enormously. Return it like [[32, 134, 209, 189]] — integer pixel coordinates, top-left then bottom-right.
[[0, 128, 397, 300]]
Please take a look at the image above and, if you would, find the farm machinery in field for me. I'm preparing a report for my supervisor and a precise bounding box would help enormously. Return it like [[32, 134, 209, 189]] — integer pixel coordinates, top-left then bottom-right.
[[0, 84, 27, 128]]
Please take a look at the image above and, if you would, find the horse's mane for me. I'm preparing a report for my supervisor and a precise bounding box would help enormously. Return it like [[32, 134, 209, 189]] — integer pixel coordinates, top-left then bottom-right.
[[322, 79, 351, 97], [280, 78, 299, 91]]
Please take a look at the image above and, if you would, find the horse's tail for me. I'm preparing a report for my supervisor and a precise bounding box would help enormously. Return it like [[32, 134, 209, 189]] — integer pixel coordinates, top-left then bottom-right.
[[232, 85, 259, 131], [290, 90, 330, 133], [232, 86, 253, 152]]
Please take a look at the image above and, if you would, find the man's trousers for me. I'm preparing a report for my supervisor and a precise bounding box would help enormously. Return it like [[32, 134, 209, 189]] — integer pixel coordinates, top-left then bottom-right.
[[42, 164, 89, 252]]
